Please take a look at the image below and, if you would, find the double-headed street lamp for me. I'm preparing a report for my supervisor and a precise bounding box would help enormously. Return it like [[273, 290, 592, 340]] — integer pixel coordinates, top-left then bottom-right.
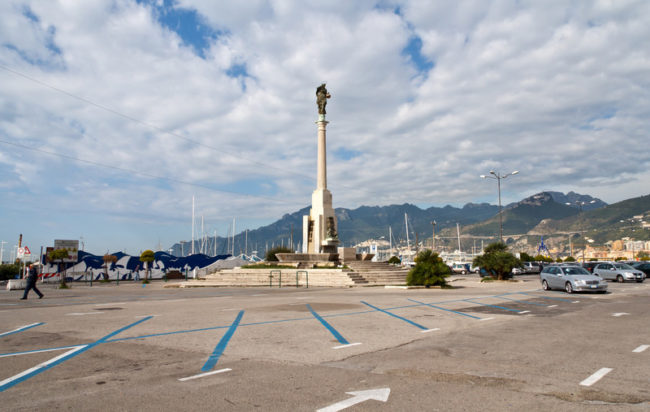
[[480, 170, 519, 243]]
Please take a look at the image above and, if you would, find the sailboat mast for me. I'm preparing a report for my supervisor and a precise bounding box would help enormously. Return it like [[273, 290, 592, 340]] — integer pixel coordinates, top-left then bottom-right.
[[405, 213, 411, 257], [191, 196, 195, 255], [457, 223, 461, 253]]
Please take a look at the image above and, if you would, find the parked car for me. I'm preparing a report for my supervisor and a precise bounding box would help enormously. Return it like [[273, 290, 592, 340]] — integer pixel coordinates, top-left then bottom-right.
[[521, 261, 542, 274], [592, 262, 645, 283], [540, 265, 608, 293], [581, 261, 605, 273], [630, 261, 650, 277], [451, 263, 469, 274]]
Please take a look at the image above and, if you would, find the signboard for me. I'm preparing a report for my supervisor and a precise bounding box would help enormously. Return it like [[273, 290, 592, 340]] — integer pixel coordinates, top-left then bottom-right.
[[53, 239, 79, 263], [17, 246, 31, 258]]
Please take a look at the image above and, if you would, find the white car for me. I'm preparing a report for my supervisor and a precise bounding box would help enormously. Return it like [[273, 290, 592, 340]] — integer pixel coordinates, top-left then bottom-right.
[[593, 262, 645, 283]]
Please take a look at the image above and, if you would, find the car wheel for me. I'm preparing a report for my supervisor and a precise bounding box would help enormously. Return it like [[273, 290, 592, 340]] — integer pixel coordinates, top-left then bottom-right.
[[565, 282, 573, 294], [542, 280, 550, 291], [461, 270, 467, 275], [617, 275, 624, 283]]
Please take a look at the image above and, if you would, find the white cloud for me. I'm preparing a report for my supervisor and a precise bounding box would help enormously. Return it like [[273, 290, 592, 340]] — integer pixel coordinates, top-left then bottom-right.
[[0, 0, 649, 253]]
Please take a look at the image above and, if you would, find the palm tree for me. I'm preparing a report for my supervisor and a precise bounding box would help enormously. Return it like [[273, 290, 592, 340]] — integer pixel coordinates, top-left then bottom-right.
[[102, 254, 117, 280], [48, 249, 70, 288], [139, 250, 155, 283]]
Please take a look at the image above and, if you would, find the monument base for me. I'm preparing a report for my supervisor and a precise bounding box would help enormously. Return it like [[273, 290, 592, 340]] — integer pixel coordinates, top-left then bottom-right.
[[276, 253, 339, 265]]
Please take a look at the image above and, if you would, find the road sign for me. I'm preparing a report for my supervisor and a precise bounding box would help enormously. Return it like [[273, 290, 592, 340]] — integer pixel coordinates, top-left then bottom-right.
[[23, 246, 31, 256], [53, 240, 79, 263], [17, 247, 24, 258]]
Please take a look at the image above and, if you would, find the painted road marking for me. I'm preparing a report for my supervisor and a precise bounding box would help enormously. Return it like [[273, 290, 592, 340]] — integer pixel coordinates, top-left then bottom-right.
[[572, 301, 580, 303], [252, 294, 266, 297], [318, 388, 390, 412], [178, 368, 231, 382], [408, 298, 482, 319], [463, 299, 522, 313], [361, 301, 431, 331], [0, 322, 44, 338], [307, 304, 351, 345], [633, 345, 649, 353], [0, 346, 87, 389], [66, 312, 104, 316], [548, 305, 558, 308], [495, 295, 548, 307], [519, 311, 531, 314], [518, 292, 574, 302], [0, 317, 151, 392], [421, 328, 440, 333], [480, 317, 494, 321], [0, 345, 81, 358], [580, 368, 613, 387], [333, 342, 362, 350], [201, 311, 244, 372], [612, 313, 629, 317]]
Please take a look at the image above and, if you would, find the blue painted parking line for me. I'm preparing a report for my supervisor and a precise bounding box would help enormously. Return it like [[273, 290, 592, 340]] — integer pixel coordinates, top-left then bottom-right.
[[361, 301, 431, 331], [201, 310, 244, 372], [0, 316, 152, 392], [0, 322, 45, 338], [494, 295, 549, 307], [462, 299, 522, 313], [517, 292, 575, 302], [307, 304, 349, 345], [407, 299, 482, 319]]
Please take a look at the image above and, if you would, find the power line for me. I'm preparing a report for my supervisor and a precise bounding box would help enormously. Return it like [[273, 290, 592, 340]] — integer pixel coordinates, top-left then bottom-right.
[[0, 63, 314, 183], [0, 138, 300, 206]]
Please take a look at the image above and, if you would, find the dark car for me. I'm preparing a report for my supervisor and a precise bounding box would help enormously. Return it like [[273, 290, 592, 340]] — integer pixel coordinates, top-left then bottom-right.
[[582, 261, 605, 273], [630, 261, 650, 277]]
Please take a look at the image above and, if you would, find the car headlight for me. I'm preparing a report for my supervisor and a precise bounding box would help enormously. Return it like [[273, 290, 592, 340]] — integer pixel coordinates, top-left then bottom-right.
[[575, 280, 586, 285], [624, 272, 635, 278]]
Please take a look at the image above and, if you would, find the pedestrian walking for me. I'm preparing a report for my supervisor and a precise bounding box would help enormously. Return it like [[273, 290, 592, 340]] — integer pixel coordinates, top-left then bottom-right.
[[21, 264, 44, 300]]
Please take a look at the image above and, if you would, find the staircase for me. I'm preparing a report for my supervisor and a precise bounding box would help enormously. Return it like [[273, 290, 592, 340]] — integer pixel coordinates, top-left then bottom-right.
[[344, 261, 410, 286]]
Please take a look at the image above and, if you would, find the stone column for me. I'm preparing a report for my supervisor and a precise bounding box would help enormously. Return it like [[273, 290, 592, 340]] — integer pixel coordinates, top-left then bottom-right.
[[316, 118, 328, 190]]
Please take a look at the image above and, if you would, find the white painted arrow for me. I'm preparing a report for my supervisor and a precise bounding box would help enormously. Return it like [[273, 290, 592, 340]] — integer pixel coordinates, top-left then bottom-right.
[[317, 388, 390, 412], [612, 312, 629, 317]]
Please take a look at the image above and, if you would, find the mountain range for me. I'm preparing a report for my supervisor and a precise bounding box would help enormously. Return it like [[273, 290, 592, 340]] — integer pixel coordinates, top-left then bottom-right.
[[169, 191, 648, 257]]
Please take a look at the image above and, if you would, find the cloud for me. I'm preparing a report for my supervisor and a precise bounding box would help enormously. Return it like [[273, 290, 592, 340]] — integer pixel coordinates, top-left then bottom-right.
[[0, 0, 649, 253]]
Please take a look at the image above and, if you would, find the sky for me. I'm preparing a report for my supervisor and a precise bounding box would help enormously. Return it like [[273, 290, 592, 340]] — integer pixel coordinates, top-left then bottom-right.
[[1, 0, 649, 258]]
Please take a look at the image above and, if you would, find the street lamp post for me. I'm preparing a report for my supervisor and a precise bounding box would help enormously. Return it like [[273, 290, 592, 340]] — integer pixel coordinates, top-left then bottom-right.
[[480, 170, 519, 243], [431, 221, 436, 251]]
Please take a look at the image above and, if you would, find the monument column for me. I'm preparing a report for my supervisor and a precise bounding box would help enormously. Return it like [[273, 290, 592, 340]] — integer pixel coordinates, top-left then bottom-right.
[[316, 119, 328, 190], [303, 84, 339, 255]]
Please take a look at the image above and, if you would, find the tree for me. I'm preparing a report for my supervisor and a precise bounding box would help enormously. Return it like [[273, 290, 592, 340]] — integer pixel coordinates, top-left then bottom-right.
[[102, 254, 117, 280], [406, 250, 450, 287], [48, 248, 70, 288], [473, 242, 521, 280], [564, 256, 576, 262], [519, 252, 534, 262], [614, 256, 625, 261], [0, 263, 20, 281], [387, 256, 401, 265], [265, 246, 293, 262], [534, 254, 554, 263], [139, 250, 155, 283]]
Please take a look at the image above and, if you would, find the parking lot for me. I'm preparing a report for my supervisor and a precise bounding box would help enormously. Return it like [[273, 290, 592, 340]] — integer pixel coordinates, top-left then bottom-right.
[[1, 277, 649, 411]]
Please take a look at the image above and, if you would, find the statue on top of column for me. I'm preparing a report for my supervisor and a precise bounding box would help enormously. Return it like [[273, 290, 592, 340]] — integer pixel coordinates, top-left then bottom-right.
[[316, 83, 331, 115]]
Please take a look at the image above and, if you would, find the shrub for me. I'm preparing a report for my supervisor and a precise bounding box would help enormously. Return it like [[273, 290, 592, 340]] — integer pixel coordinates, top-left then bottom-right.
[[387, 256, 401, 265], [564, 256, 576, 262], [406, 250, 450, 287], [0, 264, 20, 280], [265, 246, 293, 262], [473, 242, 521, 280]]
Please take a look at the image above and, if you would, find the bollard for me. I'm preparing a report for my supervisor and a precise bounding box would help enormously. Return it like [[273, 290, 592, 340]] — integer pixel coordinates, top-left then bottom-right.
[[296, 271, 308, 288], [270, 270, 281, 288]]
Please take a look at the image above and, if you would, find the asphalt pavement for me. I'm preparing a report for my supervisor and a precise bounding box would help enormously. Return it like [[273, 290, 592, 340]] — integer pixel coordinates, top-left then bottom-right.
[[1, 276, 648, 411]]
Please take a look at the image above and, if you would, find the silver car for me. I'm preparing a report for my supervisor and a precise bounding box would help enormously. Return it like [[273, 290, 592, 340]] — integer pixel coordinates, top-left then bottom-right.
[[593, 262, 645, 283], [540, 265, 608, 293]]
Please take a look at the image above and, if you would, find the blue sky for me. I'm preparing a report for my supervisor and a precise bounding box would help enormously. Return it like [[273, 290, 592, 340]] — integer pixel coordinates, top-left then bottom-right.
[[1, 0, 649, 257]]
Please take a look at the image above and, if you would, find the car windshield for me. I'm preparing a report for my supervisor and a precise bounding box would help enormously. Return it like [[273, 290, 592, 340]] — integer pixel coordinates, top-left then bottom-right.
[[562, 267, 590, 275], [614, 263, 634, 270]]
